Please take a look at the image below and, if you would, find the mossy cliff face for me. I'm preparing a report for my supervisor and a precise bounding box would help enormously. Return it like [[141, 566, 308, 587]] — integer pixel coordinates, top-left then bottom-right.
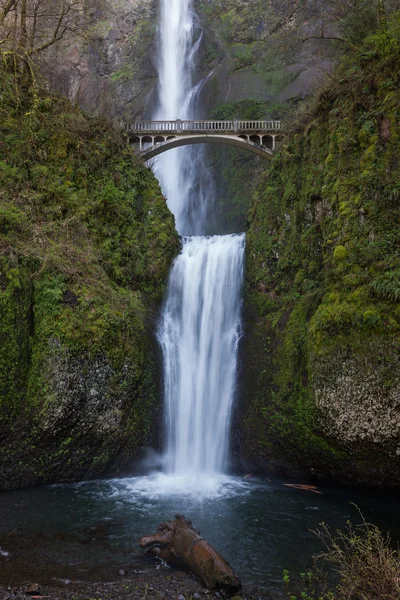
[[239, 27, 400, 487], [0, 71, 179, 490], [195, 0, 338, 111]]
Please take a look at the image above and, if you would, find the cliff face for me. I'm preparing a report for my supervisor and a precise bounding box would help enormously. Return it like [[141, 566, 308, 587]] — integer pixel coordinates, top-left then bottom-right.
[[41, 0, 340, 122], [41, 0, 159, 120], [0, 69, 179, 490], [239, 23, 400, 487], [195, 0, 338, 112]]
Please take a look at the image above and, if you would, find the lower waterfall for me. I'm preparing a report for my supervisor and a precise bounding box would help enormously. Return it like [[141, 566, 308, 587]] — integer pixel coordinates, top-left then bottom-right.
[[158, 234, 245, 477]]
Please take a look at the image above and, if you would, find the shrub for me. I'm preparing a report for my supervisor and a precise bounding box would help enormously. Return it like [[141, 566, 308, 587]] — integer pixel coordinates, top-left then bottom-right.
[[285, 510, 400, 599]]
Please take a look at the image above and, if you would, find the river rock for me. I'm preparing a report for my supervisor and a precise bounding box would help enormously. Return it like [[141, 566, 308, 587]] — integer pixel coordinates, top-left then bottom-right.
[[26, 583, 41, 595]]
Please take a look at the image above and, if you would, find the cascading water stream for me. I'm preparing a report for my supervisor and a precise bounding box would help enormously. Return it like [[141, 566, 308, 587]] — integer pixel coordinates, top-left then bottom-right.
[[158, 235, 245, 476], [154, 0, 245, 483], [153, 0, 214, 235]]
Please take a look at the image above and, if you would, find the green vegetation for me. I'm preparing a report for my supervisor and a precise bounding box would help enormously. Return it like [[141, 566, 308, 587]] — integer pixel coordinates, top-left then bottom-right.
[[210, 99, 291, 121], [0, 64, 179, 489], [284, 511, 400, 599], [242, 17, 400, 485], [208, 99, 290, 233]]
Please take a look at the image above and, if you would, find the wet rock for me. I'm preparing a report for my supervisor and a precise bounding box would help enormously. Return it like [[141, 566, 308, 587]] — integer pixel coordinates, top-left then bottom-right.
[[26, 582, 41, 595], [118, 569, 127, 576], [176, 595, 185, 600]]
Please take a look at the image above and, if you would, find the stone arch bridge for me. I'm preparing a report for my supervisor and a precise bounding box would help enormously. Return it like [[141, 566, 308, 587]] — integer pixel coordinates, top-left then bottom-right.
[[123, 120, 285, 160]]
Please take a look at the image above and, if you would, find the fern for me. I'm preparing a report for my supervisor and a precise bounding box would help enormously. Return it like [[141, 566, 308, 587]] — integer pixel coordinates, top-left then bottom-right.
[[370, 270, 400, 302]]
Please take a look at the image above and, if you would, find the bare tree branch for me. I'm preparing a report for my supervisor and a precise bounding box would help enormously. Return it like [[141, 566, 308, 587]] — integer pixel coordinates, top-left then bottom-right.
[[1, 0, 85, 59], [0, 0, 17, 25], [301, 33, 357, 49], [301, 24, 357, 49]]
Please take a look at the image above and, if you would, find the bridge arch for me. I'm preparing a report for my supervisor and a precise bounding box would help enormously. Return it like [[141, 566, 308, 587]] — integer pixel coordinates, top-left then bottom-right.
[[130, 134, 274, 161]]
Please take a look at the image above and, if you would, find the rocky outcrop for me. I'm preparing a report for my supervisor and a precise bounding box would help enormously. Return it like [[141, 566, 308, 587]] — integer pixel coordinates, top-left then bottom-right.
[[40, 0, 341, 123], [195, 0, 337, 111], [313, 340, 400, 450]]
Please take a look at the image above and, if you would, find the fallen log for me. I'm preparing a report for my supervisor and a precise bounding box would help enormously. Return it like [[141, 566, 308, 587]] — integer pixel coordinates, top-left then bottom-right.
[[139, 514, 241, 594]]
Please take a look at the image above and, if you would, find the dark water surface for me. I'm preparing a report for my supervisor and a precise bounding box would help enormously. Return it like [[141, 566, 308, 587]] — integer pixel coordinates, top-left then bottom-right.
[[0, 474, 399, 594]]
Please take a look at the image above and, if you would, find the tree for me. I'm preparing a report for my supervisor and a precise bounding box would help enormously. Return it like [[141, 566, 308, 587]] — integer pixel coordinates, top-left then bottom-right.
[[0, 0, 84, 59]]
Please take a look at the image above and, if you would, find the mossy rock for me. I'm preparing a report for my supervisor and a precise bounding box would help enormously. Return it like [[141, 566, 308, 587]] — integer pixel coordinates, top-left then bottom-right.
[[239, 26, 400, 488], [0, 67, 179, 490]]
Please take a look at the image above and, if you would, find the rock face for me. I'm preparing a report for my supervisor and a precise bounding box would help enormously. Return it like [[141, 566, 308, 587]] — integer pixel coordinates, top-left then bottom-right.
[[40, 0, 341, 122], [195, 0, 337, 111], [238, 28, 400, 487], [0, 69, 179, 490], [42, 0, 159, 120], [314, 341, 400, 449]]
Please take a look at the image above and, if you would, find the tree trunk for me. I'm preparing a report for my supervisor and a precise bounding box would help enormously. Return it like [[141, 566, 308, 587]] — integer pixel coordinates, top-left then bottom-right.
[[139, 514, 241, 594], [19, 0, 28, 52]]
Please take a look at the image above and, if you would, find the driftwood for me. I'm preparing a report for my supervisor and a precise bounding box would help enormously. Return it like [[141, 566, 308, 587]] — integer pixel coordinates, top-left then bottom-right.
[[283, 484, 322, 494], [139, 514, 241, 594]]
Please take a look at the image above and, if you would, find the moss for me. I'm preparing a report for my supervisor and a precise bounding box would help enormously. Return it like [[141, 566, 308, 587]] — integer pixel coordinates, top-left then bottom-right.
[[0, 66, 179, 489], [0, 258, 32, 425], [241, 24, 400, 486]]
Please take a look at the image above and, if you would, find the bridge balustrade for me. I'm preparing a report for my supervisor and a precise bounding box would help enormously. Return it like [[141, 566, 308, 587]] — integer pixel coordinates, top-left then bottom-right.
[[125, 120, 282, 134]]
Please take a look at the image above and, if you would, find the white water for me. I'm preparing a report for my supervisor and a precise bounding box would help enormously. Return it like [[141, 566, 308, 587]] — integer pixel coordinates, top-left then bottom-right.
[[158, 235, 245, 476], [152, 0, 246, 485], [153, 0, 213, 235]]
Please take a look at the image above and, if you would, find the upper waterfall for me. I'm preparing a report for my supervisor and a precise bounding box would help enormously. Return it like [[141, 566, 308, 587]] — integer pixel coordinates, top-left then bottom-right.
[[153, 0, 214, 235], [155, 0, 194, 122]]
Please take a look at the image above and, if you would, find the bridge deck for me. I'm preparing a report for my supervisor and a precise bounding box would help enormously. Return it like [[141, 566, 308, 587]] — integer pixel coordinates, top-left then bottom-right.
[[124, 119, 283, 135]]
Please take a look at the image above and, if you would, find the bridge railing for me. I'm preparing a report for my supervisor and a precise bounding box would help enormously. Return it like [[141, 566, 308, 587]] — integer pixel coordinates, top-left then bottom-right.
[[124, 120, 282, 134]]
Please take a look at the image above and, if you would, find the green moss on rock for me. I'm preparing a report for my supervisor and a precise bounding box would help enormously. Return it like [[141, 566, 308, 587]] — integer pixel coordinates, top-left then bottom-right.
[[0, 67, 179, 490], [240, 24, 400, 487]]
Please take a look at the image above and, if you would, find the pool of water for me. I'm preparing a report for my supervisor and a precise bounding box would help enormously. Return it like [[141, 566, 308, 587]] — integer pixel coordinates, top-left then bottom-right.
[[0, 473, 399, 595]]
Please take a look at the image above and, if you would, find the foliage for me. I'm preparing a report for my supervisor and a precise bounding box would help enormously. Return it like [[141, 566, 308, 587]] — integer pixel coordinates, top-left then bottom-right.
[[285, 511, 400, 599], [0, 64, 179, 488], [210, 99, 291, 121], [242, 19, 400, 483], [370, 269, 400, 301]]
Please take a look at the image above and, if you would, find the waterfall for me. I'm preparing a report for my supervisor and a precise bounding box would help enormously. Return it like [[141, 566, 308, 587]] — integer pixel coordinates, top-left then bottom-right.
[[154, 0, 245, 480], [158, 235, 245, 475], [153, 0, 213, 235]]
